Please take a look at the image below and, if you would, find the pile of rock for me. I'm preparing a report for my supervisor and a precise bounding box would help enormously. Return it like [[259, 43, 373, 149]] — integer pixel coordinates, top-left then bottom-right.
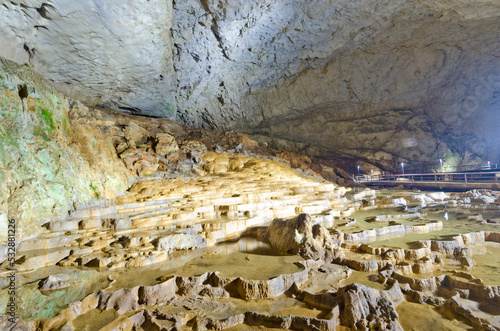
[[117, 132, 209, 177]]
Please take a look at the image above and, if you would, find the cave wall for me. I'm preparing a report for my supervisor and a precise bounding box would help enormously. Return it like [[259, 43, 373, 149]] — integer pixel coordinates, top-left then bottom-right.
[[0, 0, 499, 169], [0, 58, 131, 240]]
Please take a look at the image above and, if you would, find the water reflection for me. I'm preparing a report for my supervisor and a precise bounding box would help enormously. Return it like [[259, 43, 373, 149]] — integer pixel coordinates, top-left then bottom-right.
[[210, 237, 279, 256]]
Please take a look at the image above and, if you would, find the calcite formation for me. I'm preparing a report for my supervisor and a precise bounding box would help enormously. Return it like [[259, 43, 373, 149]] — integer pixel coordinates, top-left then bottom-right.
[[2, 163, 500, 330], [4, 149, 349, 271]]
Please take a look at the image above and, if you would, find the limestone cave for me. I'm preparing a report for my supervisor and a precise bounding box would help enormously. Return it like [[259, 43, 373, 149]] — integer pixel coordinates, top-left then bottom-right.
[[0, 1, 499, 330]]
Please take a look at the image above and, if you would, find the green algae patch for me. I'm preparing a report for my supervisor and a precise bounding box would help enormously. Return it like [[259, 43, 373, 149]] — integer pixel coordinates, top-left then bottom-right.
[[38, 103, 56, 133], [0, 137, 5, 167], [163, 102, 176, 118], [89, 182, 100, 199], [0, 269, 106, 321]]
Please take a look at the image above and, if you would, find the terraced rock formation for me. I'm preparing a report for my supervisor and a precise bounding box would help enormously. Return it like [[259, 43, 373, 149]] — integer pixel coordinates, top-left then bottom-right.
[[2, 181, 500, 330], [4, 151, 349, 272]]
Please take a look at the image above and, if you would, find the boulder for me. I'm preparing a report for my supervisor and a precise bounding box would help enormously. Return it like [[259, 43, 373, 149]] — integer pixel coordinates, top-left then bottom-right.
[[38, 274, 71, 290], [264, 213, 343, 262], [136, 160, 159, 177], [181, 140, 208, 153], [151, 231, 207, 253], [336, 283, 404, 331], [154, 133, 179, 156], [123, 123, 149, 147]]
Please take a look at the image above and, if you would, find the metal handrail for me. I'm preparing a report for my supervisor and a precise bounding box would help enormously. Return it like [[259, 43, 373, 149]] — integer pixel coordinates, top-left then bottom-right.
[[357, 171, 499, 183], [396, 163, 497, 174]]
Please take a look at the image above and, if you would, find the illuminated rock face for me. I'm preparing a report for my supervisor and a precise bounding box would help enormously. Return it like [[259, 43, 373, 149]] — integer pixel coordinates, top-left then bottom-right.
[[1, 1, 499, 168], [0, 58, 132, 240]]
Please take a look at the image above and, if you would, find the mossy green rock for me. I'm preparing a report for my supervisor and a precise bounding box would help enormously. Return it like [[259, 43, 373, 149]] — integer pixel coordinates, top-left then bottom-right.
[[0, 57, 131, 240]]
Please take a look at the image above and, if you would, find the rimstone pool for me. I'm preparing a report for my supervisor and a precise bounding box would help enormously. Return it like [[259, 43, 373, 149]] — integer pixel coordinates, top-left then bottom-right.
[[1, 187, 499, 330]]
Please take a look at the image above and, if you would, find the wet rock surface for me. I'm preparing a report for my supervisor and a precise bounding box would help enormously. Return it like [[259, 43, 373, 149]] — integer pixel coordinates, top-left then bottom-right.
[[0, 58, 132, 240], [2, 186, 500, 330]]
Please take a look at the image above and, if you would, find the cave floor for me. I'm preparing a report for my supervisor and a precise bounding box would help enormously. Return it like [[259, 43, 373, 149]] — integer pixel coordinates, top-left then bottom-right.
[[1, 187, 500, 330]]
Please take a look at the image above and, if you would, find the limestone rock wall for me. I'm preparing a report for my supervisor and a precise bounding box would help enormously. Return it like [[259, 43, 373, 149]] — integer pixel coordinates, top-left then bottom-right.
[[0, 58, 131, 240], [172, 0, 500, 169], [1, 0, 499, 169], [0, 0, 176, 117]]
